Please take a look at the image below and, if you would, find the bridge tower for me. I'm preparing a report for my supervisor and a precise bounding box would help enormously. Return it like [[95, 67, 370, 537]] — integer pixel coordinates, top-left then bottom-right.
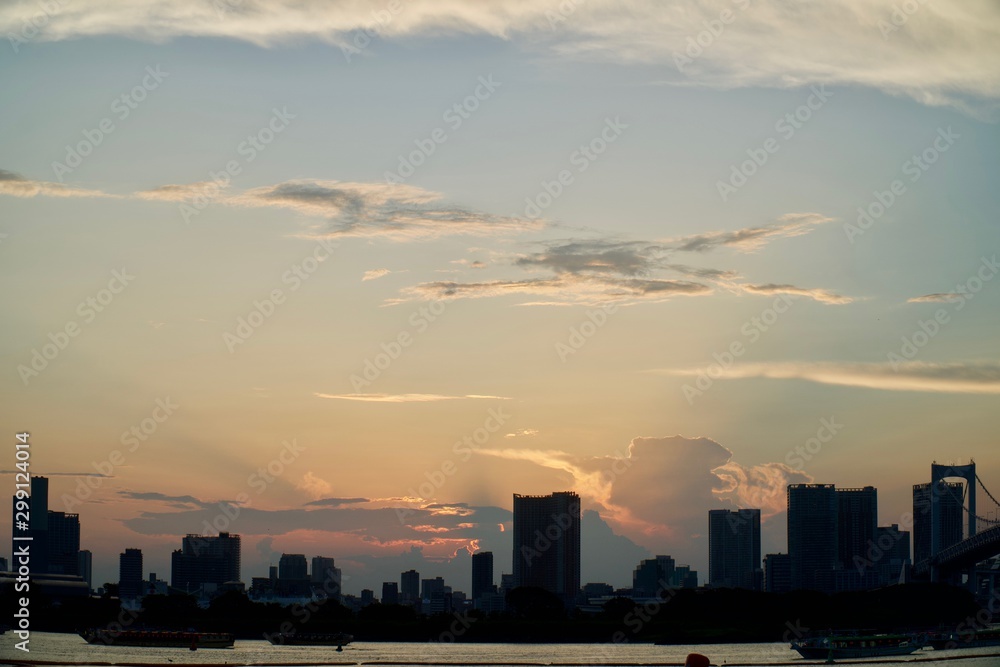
[[930, 462, 977, 582]]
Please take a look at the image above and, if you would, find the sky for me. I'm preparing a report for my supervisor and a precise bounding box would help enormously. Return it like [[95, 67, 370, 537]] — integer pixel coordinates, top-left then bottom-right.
[[1, 0, 999, 595]]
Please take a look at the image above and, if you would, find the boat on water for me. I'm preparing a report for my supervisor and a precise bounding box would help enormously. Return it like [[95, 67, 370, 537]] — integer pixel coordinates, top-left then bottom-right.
[[791, 631, 922, 659], [79, 628, 235, 648], [266, 631, 353, 647], [928, 626, 1000, 650]]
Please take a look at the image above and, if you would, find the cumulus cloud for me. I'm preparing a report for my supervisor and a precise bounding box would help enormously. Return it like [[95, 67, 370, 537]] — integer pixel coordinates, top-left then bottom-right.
[[314, 392, 510, 402], [666, 213, 835, 253], [296, 471, 334, 499], [655, 360, 1000, 394], [5, 2, 997, 112], [0, 169, 118, 199]]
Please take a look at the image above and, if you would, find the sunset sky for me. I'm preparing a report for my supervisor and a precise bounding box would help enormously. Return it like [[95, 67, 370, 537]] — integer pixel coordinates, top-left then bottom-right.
[[1, 1, 999, 594]]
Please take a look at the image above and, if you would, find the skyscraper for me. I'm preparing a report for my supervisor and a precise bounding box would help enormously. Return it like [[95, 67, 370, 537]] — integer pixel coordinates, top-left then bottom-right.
[[764, 553, 791, 593], [708, 508, 762, 590], [12, 476, 50, 574], [47, 511, 81, 575], [913, 481, 964, 564], [278, 553, 308, 580], [400, 569, 420, 603], [119, 548, 144, 598], [382, 581, 399, 605], [78, 550, 93, 591], [787, 484, 838, 593], [632, 555, 676, 596], [471, 551, 494, 601], [837, 486, 877, 572], [311, 556, 335, 583], [170, 532, 241, 592], [512, 491, 581, 606]]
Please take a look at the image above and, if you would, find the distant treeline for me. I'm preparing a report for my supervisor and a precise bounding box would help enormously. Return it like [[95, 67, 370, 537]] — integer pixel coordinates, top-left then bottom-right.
[[3, 583, 984, 644]]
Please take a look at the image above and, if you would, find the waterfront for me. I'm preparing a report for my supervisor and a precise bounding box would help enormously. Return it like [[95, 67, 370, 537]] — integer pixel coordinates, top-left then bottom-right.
[[2, 633, 999, 667]]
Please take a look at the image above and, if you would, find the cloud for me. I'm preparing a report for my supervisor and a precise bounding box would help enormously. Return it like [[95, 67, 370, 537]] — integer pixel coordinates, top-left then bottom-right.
[[296, 472, 333, 500], [514, 239, 669, 276], [362, 268, 392, 281], [504, 428, 539, 439], [314, 392, 510, 402], [397, 274, 712, 306], [135, 181, 220, 202], [117, 490, 212, 509], [304, 497, 370, 507], [908, 293, 960, 304], [7, 2, 997, 112], [665, 213, 835, 253], [0, 169, 118, 199], [655, 360, 1000, 394], [740, 282, 853, 305], [231, 180, 541, 241]]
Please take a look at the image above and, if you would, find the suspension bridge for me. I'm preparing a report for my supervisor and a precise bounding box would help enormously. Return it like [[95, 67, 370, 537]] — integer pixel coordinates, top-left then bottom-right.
[[913, 462, 1000, 581]]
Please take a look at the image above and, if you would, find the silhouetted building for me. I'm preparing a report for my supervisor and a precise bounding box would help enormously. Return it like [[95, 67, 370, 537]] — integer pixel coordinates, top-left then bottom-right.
[[764, 553, 791, 593], [311, 556, 335, 582], [633, 555, 675, 596], [837, 486, 877, 572], [914, 481, 964, 564], [472, 551, 495, 601], [382, 581, 399, 605], [788, 484, 838, 593], [401, 569, 420, 603], [279, 553, 308, 580], [12, 476, 50, 574], [708, 508, 761, 590], [421, 576, 446, 599], [0, 557, 8, 572], [512, 491, 581, 606], [361, 589, 375, 606], [78, 550, 93, 591], [119, 548, 144, 598], [582, 582, 613, 597], [171, 532, 241, 593], [47, 511, 80, 575]]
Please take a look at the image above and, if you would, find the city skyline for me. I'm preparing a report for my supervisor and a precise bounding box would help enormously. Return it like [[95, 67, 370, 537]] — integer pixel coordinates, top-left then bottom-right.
[[2, 0, 999, 601]]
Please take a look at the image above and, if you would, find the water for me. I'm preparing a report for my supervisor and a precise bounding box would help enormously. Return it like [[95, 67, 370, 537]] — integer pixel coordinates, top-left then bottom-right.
[[2, 632, 999, 667]]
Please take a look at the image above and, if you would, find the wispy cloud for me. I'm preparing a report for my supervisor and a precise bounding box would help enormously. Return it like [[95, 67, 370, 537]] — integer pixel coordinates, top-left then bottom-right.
[[230, 180, 541, 241], [135, 181, 220, 202], [0, 169, 119, 199], [363, 268, 392, 281], [908, 293, 960, 304], [654, 360, 1000, 394], [740, 283, 853, 305], [314, 392, 511, 402], [665, 213, 835, 254], [6, 3, 997, 112]]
